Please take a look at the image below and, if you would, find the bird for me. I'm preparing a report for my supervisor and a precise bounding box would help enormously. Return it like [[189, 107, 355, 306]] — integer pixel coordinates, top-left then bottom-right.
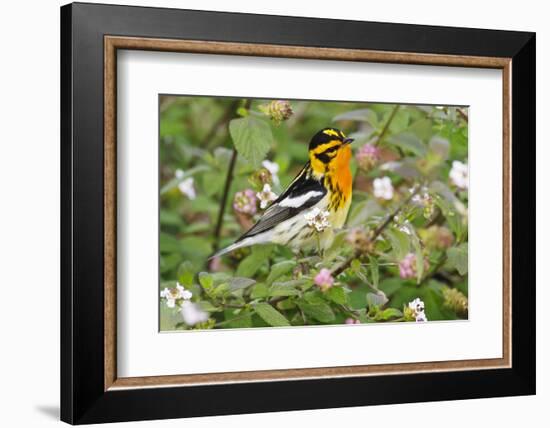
[[211, 127, 354, 258]]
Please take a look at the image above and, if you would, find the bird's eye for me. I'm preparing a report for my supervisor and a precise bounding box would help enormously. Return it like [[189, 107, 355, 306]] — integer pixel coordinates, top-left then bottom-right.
[[323, 145, 340, 154]]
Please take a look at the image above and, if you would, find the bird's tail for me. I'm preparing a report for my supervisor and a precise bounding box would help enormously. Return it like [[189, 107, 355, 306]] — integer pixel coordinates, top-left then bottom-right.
[[208, 237, 254, 260]]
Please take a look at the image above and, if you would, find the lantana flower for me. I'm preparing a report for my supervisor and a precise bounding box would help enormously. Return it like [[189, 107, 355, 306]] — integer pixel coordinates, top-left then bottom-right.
[[373, 176, 394, 200], [314, 268, 334, 292], [233, 189, 258, 215], [304, 207, 331, 232], [180, 301, 209, 326], [345, 318, 361, 325], [356, 143, 381, 171], [175, 169, 196, 200], [262, 160, 280, 187], [256, 183, 278, 209], [412, 190, 435, 219], [449, 160, 468, 189], [408, 297, 428, 322], [160, 283, 193, 308], [398, 253, 429, 280], [419, 225, 454, 250]]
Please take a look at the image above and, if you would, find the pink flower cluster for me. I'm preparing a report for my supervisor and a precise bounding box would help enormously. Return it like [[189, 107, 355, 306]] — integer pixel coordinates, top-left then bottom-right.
[[356, 143, 381, 171], [314, 268, 334, 291], [345, 318, 361, 325], [233, 189, 258, 215], [399, 253, 428, 279]]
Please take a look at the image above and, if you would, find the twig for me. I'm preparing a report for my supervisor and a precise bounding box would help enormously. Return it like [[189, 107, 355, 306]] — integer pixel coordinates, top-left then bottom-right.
[[375, 104, 400, 147], [332, 185, 421, 276], [353, 104, 401, 188], [204, 100, 241, 148], [457, 108, 469, 123], [212, 99, 252, 253]]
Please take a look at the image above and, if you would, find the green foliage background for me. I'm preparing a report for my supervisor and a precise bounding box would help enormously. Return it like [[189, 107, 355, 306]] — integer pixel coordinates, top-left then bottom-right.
[[159, 96, 469, 330]]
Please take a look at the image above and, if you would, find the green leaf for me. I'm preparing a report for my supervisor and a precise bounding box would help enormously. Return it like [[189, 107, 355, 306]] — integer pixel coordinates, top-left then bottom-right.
[[159, 232, 181, 253], [376, 307, 403, 321], [269, 283, 301, 297], [198, 272, 213, 290], [348, 289, 367, 310], [385, 228, 410, 260], [387, 133, 427, 157], [236, 245, 274, 277], [177, 261, 195, 287], [229, 116, 273, 167], [228, 277, 256, 291], [379, 277, 404, 297], [429, 136, 450, 160], [367, 290, 388, 307], [253, 303, 290, 327], [250, 282, 269, 299], [266, 260, 296, 285], [447, 243, 468, 275], [387, 109, 410, 134], [160, 165, 211, 195], [368, 255, 379, 289], [223, 309, 253, 328], [326, 286, 347, 305], [297, 301, 335, 323], [333, 108, 377, 126], [197, 301, 221, 312]]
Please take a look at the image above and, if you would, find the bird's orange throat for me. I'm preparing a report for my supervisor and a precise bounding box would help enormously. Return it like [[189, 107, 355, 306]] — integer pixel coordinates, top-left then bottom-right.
[[326, 145, 353, 210]]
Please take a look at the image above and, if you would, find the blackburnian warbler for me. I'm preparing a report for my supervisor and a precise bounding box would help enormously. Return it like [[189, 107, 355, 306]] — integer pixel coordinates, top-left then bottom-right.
[[213, 127, 354, 258]]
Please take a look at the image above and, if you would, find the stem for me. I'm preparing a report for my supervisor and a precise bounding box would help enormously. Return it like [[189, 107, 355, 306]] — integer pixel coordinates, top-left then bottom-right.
[[211, 99, 252, 253], [332, 185, 421, 276], [204, 100, 241, 148], [353, 104, 401, 188], [457, 108, 469, 123], [375, 104, 400, 147]]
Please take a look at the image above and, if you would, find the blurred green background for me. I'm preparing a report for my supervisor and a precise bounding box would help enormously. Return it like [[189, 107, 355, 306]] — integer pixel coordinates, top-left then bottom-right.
[[159, 96, 468, 330]]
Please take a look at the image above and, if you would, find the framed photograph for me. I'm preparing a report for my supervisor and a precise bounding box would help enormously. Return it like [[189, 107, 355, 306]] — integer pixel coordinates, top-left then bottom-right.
[[61, 2, 535, 424]]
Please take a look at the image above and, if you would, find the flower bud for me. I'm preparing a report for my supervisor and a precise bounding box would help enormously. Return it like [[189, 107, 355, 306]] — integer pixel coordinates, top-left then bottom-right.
[[259, 100, 293, 125], [346, 227, 371, 253], [443, 287, 468, 316], [249, 167, 273, 189]]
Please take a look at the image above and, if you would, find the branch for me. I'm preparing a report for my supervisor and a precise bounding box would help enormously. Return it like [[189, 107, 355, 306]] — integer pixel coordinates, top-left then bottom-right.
[[375, 104, 400, 146], [332, 185, 421, 276], [204, 99, 241, 148], [353, 104, 401, 188], [212, 99, 252, 253], [457, 107, 469, 123]]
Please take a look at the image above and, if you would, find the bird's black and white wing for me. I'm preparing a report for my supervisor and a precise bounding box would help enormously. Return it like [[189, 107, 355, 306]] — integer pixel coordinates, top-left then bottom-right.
[[236, 163, 326, 242]]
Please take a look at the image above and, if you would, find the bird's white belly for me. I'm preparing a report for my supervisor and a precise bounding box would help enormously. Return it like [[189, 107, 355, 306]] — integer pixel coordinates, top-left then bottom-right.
[[269, 196, 351, 251]]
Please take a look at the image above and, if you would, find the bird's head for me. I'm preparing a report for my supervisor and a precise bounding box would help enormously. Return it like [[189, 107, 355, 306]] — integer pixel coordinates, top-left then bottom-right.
[[308, 127, 354, 175]]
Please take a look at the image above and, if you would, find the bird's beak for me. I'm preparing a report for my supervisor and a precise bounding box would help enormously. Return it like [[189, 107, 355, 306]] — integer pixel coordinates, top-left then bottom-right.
[[343, 138, 354, 145]]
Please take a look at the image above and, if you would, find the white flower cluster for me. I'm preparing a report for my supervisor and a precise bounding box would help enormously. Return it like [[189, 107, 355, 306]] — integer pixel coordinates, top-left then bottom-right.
[[449, 160, 468, 189], [256, 183, 278, 209], [262, 160, 280, 187], [175, 169, 196, 200], [180, 301, 209, 326], [373, 176, 394, 200], [304, 207, 331, 232], [160, 283, 209, 326], [160, 283, 192, 308], [408, 298, 428, 322]]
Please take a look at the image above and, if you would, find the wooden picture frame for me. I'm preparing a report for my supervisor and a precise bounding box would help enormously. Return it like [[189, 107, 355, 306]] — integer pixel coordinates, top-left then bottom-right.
[[61, 2, 535, 424]]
